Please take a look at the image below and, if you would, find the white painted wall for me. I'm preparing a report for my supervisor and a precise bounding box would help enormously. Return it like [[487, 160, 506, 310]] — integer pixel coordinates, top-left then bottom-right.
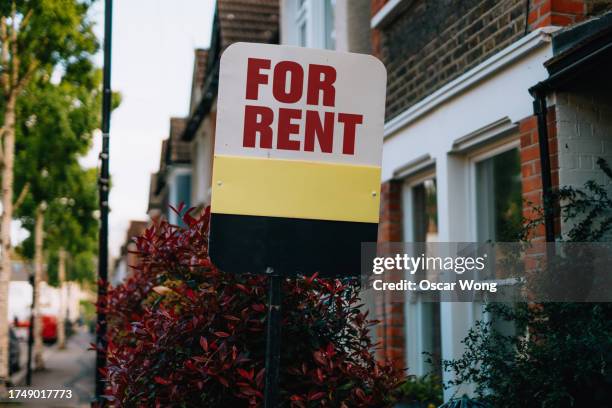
[[192, 115, 214, 208], [557, 90, 612, 190], [556, 89, 612, 238]]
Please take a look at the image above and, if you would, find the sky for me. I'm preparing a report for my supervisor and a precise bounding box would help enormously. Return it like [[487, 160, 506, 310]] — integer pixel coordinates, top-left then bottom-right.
[[84, 0, 215, 257]]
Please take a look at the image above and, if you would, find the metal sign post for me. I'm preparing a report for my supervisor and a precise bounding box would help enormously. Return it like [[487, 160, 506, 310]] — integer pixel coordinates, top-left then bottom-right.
[[94, 0, 113, 404], [263, 268, 282, 408], [208, 42, 387, 406]]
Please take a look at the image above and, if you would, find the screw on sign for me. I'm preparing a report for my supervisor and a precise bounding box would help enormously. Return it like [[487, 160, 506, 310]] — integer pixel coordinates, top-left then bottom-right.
[[209, 42, 387, 407]]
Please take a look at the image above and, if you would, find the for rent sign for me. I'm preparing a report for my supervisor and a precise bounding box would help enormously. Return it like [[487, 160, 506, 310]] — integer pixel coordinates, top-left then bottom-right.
[[210, 42, 386, 277]]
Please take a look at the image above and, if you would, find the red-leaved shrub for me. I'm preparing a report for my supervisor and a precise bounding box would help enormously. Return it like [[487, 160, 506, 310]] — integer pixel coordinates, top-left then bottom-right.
[[102, 207, 403, 407]]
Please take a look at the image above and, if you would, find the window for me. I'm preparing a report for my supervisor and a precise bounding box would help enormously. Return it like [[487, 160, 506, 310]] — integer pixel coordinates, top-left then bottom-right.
[[296, 0, 308, 47], [475, 148, 522, 242], [403, 176, 441, 377], [473, 146, 521, 337], [412, 179, 438, 242], [169, 170, 192, 226], [287, 0, 335, 49], [324, 0, 336, 50]]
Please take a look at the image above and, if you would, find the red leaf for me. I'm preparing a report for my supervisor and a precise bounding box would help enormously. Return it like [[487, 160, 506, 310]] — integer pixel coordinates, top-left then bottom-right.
[[252, 304, 266, 313], [200, 336, 208, 352], [308, 391, 326, 401], [214, 331, 230, 338], [154, 376, 171, 385], [218, 376, 229, 387], [237, 368, 254, 381], [306, 272, 319, 284]]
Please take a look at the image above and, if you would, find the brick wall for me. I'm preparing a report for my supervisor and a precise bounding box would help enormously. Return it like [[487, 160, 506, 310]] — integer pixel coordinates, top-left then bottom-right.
[[375, 0, 528, 121], [375, 180, 405, 366], [372, 0, 612, 122], [520, 108, 560, 241], [530, 0, 612, 27], [556, 90, 612, 235]]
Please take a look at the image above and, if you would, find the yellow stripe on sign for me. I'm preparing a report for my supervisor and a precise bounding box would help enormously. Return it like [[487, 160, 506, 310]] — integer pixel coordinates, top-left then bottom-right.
[[211, 155, 381, 223]]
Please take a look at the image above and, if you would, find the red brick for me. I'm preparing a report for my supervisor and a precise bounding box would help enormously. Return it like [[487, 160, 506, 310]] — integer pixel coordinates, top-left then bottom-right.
[[520, 132, 533, 148], [551, 13, 575, 26], [521, 145, 540, 163], [524, 191, 542, 206], [535, 14, 553, 27], [523, 176, 543, 194], [522, 163, 536, 178], [540, 0, 552, 15], [550, 154, 559, 170], [371, 0, 389, 16], [528, 9, 540, 24], [552, 0, 585, 15], [519, 116, 537, 133]]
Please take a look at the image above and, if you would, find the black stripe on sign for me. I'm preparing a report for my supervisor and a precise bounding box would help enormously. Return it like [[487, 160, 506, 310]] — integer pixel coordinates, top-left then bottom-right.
[[209, 213, 378, 278]]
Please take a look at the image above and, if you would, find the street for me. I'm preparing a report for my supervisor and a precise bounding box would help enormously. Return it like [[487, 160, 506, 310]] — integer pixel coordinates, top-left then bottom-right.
[[2, 328, 95, 408]]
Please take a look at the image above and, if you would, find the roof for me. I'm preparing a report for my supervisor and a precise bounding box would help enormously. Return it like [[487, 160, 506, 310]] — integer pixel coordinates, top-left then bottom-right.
[[126, 220, 148, 242], [120, 220, 149, 256], [531, 11, 612, 95], [190, 49, 210, 113], [147, 172, 162, 212], [181, 0, 280, 142], [193, 49, 209, 90], [217, 0, 279, 50]]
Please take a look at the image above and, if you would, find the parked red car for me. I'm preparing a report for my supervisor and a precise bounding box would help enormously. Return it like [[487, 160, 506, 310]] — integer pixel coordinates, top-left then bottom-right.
[[41, 315, 57, 344]]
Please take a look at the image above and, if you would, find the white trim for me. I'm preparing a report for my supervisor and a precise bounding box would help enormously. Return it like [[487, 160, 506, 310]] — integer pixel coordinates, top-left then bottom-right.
[[384, 27, 559, 140], [451, 117, 518, 154], [393, 153, 434, 179], [370, 0, 406, 28]]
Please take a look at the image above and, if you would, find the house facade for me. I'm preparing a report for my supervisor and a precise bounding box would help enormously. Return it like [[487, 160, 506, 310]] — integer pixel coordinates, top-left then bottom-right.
[[181, 0, 280, 211], [112, 220, 148, 284], [148, 117, 192, 225], [370, 0, 612, 400]]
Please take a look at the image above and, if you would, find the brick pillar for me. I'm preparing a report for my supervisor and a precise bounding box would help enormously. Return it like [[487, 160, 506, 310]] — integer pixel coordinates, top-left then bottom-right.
[[528, 0, 611, 29], [375, 180, 405, 367], [519, 107, 559, 242]]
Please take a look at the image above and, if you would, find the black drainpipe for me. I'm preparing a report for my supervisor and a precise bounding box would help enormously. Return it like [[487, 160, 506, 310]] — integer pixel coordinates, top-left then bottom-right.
[[530, 86, 556, 243]]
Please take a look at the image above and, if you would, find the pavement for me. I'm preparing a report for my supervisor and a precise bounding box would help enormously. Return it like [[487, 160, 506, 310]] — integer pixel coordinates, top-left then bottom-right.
[[1, 327, 96, 408]]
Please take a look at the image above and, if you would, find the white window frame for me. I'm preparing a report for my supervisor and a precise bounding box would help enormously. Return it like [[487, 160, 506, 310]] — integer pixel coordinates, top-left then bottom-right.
[[283, 0, 334, 49], [401, 168, 442, 377], [466, 137, 521, 325]]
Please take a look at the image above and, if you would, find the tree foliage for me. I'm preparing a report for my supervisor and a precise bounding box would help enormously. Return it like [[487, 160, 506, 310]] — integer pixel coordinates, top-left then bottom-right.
[[13, 67, 103, 284]]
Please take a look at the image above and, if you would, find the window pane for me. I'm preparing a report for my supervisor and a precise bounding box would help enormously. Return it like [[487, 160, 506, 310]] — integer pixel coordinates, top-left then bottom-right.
[[298, 22, 307, 46], [412, 179, 438, 242], [476, 148, 522, 242], [324, 0, 335, 50]]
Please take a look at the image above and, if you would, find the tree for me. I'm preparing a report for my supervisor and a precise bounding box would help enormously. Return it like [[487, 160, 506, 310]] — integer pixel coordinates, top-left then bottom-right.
[[0, 0, 98, 387], [14, 67, 103, 363]]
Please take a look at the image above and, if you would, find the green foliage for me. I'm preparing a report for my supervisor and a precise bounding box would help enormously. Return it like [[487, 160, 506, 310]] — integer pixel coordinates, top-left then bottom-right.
[[0, 0, 98, 88], [393, 375, 443, 407], [442, 159, 612, 407], [14, 73, 102, 284], [4, 1, 123, 285]]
